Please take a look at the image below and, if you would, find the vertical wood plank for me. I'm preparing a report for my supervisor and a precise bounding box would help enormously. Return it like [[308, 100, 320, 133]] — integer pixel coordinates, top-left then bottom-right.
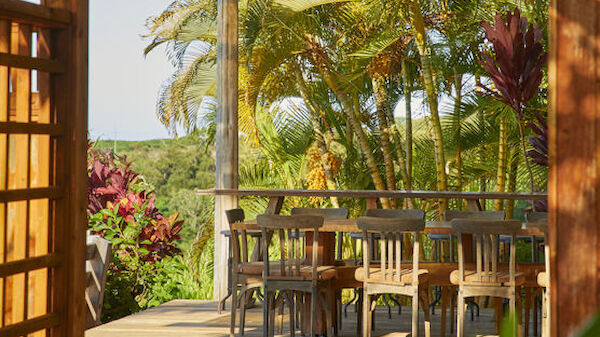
[[0, 19, 9, 329], [6, 21, 31, 327], [214, 0, 239, 301], [549, 0, 600, 336], [28, 26, 51, 336], [45, 0, 89, 336]]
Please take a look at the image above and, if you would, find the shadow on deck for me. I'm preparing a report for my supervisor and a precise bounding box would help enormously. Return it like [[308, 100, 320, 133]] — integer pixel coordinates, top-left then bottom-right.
[[86, 299, 511, 337]]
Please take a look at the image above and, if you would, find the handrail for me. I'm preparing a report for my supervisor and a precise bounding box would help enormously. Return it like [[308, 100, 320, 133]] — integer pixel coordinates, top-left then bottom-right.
[[197, 188, 547, 200]]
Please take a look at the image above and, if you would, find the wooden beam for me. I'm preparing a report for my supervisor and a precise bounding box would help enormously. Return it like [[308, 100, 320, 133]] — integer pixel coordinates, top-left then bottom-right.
[[0, 254, 61, 278], [549, 0, 600, 336], [0, 52, 64, 73], [0, 0, 70, 28], [0, 187, 62, 202], [214, 0, 239, 301], [0, 121, 63, 135], [198, 188, 547, 200], [0, 313, 60, 336]]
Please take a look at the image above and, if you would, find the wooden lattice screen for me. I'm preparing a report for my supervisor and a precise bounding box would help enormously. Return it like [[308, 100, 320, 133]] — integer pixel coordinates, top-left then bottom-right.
[[0, 0, 88, 336]]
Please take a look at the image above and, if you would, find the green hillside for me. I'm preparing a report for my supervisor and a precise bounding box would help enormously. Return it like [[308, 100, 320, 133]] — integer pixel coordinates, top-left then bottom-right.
[[93, 136, 216, 251]]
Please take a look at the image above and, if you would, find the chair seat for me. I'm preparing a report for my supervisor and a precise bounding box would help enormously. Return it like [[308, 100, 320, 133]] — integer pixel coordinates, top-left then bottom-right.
[[355, 267, 429, 284], [537, 271, 547, 287], [237, 261, 285, 274], [264, 265, 338, 281], [239, 262, 337, 280], [334, 258, 358, 267], [450, 270, 525, 286]]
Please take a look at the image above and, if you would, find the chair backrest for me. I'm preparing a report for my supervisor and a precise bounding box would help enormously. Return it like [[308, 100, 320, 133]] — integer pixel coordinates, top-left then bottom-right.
[[291, 207, 349, 220], [86, 235, 112, 328], [451, 219, 521, 285], [525, 212, 548, 233], [444, 210, 505, 221], [226, 208, 249, 268], [257, 214, 324, 280], [358, 209, 425, 285], [292, 208, 349, 260]]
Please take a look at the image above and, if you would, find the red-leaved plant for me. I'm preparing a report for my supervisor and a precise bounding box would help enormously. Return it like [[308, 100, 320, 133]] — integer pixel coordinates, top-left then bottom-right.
[[478, 8, 548, 197], [87, 142, 183, 262]]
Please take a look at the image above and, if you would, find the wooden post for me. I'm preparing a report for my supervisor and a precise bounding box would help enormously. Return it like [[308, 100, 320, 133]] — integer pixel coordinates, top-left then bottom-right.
[[549, 0, 600, 336], [214, 0, 239, 301]]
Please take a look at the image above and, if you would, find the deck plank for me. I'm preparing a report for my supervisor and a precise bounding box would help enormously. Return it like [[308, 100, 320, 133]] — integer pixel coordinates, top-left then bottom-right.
[[86, 299, 541, 337]]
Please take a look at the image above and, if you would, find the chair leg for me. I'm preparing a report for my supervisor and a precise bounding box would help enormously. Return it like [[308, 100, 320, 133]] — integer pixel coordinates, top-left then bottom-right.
[[277, 294, 284, 335], [420, 287, 432, 337], [362, 291, 370, 337], [450, 290, 456, 334], [239, 286, 248, 336], [286, 291, 295, 337], [230, 284, 238, 337], [509, 289, 517, 337], [440, 286, 449, 337], [311, 288, 318, 337], [268, 293, 277, 337], [457, 290, 465, 337], [541, 288, 548, 337], [320, 290, 334, 337], [295, 291, 301, 330], [412, 290, 419, 337], [263, 286, 269, 337]]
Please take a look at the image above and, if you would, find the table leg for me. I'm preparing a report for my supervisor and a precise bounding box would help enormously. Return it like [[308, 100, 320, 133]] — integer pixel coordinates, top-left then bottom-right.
[[302, 232, 336, 334]]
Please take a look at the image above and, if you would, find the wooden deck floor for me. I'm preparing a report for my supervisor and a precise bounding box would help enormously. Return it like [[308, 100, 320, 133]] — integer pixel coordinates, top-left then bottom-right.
[[86, 300, 535, 337]]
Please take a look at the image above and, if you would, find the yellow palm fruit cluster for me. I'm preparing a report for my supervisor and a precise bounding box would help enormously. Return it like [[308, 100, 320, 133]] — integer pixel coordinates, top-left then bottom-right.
[[305, 146, 341, 205]]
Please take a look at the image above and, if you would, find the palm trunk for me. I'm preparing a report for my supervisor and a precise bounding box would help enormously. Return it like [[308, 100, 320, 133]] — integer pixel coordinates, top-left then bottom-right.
[[314, 58, 391, 209], [505, 150, 519, 218], [493, 117, 509, 211], [475, 74, 487, 209], [372, 75, 398, 208], [384, 96, 416, 208], [454, 68, 463, 210], [294, 66, 339, 207], [409, 0, 447, 214], [402, 58, 413, 190]]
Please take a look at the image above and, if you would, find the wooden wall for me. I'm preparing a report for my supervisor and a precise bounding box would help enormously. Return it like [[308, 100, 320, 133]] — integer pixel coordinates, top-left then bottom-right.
[[549, 0, 600, 336], [0, 0, 88, 336]]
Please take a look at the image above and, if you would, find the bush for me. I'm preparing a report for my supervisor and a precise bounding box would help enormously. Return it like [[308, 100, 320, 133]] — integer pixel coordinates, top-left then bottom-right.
[[87, 143, 190, 321]]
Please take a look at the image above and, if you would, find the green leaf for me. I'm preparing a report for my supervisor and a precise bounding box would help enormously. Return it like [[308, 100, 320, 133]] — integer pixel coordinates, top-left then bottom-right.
[[275, 0, 355, 12]]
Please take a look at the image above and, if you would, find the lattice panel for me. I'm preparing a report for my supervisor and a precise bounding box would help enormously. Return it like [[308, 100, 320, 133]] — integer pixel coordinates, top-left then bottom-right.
[[0, 0, 76, 335]]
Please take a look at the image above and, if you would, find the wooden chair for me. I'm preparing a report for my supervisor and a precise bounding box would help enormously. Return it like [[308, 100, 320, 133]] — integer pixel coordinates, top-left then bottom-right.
[[227, 208, 267, 337], [526, 212, 549, 337], [438, 210, 505, 336], [354, 209, 431, 337], [86, 235, 112, 328], [290, 207, 349, 332], [258, 214, 337, 337], [451, 218, 524, 337]]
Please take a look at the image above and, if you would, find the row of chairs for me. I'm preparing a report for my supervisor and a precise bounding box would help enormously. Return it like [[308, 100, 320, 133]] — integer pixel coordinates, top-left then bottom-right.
[[225, 208, 549, 337]]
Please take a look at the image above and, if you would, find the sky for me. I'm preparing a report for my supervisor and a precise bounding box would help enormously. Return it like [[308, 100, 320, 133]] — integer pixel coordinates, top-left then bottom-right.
[[89, 0, 174, 141]]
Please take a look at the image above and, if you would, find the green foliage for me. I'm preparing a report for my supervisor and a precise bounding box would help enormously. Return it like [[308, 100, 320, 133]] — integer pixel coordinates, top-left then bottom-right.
[[88, 139, 217, 322]]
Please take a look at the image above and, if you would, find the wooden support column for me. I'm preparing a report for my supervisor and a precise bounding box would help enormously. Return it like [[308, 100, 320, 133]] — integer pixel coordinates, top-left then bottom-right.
[[549, 0, 600, 336], [214, 0, 239, 301]]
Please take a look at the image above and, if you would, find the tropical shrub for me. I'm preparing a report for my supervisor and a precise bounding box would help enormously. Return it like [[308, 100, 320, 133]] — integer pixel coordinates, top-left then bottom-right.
[[87, 143, 187, 321]]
